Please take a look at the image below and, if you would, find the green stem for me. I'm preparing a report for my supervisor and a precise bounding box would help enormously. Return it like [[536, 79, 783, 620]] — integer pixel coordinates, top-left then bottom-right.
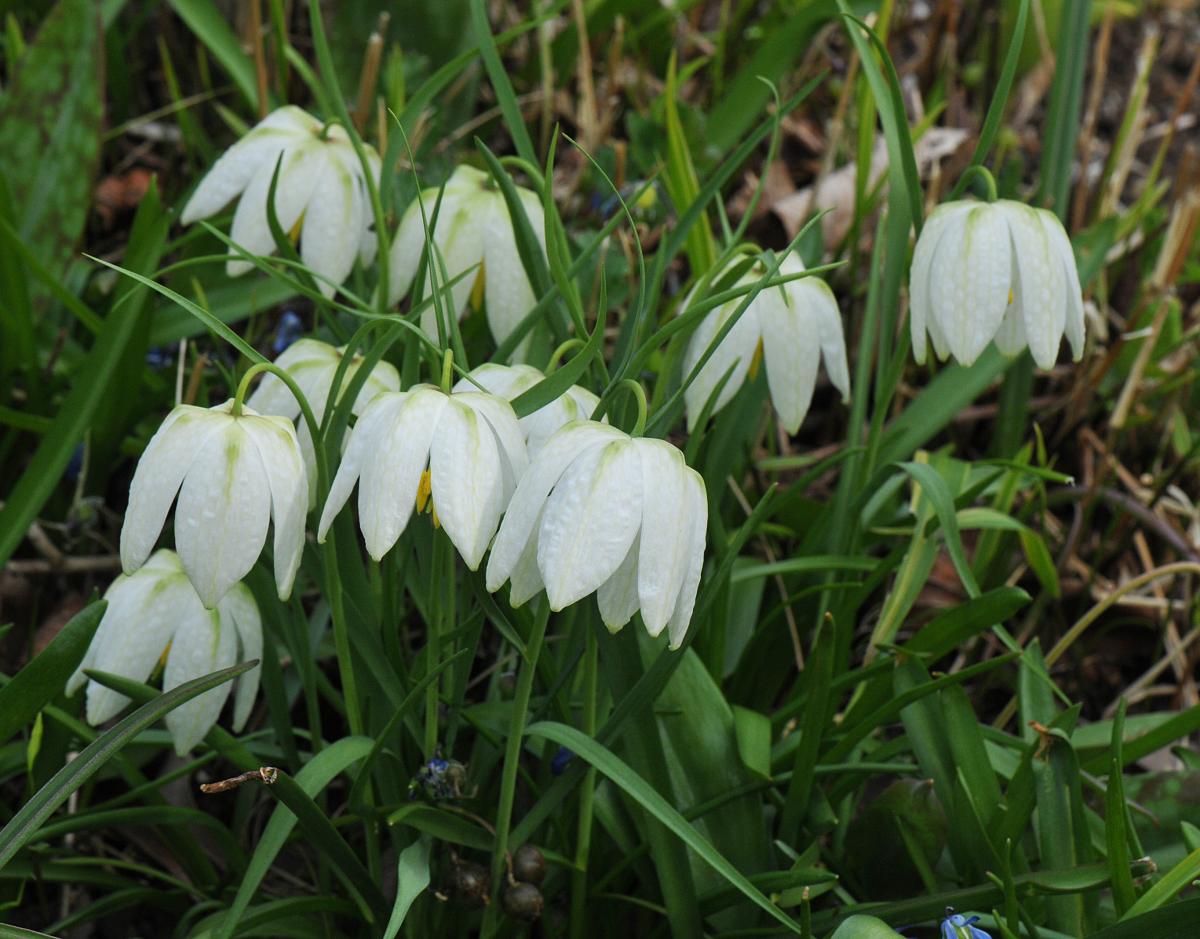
[[569, 626, 599, 939], [617, 378, 647, 437], [439, 348, 454, 393], [424, 532, 452, 759], [958, 163, 999, 202], [485, 601, 552, 935], [547, 338, 586, 374]]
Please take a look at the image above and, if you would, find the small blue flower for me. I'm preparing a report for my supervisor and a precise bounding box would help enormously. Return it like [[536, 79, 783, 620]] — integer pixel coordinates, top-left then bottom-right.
[[145, 346, 174, 369], [940, 913, 991, 939], [271, 310, 304, 355], [550, 746, 574, 776]]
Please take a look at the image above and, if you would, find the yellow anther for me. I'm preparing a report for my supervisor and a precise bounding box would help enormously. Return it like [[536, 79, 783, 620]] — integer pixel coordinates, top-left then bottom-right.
[[1007, 287, 1014, 305], [288, 212, 304, 245], [748, 338, 764, 382], [416, 469, 433, 513], [469, 260, 486, 312]]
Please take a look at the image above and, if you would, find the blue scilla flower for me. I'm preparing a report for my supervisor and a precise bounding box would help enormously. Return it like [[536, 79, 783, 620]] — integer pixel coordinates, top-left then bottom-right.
[[940, 912, 991, 939], [550, 746, 574, 776]]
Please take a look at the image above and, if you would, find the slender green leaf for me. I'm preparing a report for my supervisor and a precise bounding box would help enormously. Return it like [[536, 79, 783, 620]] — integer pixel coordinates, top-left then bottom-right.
[[0, 601, 104, 744], [0, 662, 253, 870], [526, 721, 803, 934]]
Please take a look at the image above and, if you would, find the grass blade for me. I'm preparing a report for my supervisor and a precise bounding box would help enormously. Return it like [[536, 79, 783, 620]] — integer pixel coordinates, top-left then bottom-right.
[[0, 662, 254, 870], [526, 720, 803, 935]]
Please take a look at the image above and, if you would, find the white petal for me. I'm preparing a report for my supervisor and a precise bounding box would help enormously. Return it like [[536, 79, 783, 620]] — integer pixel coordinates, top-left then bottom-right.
[[596, 533, 641, 632], [458, 391, 528, 503], [319, 392, 402, 543], [1001, 201, 1065, 369], [482, 191, 545, 348], [801, 277, 850, 400], [387, 191, 438, 306], [1039, 209, 1085, 360], [180, 107, 316, 223], [523, 384, 602, 456], [431, 398, 504, 570], [909, 202, 968, 364], [301, 151, 363, 296], [682, 293, 761, 430], [634, 441, 693, 634], [932, 203, 1012, 366], [120, 405, 228, 574], [219, 583, 262, 731], [756, 281, 819, 435], [351, 357, 402, 413], [246, 339, 339, 420], [508, 515, 547, 606], [242, 414, 307, 600], [164, 602, 237, 754], [428, 194, 486, 320], [226, 140, 324, 277], [993, 298, 1027, 356], [486, 421, 625, 591], [356, 388, 446, 560], [538, 439, 644, 610], [452, 362, 536, 399], [85, 567, 194, 723], [666, 469, 708, 650], [174, 420, 272, 608]]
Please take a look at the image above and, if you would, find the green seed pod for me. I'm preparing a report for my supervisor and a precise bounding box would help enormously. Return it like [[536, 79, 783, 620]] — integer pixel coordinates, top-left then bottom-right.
[[503, 881, 544, 922], [512, 843, 546, 885]]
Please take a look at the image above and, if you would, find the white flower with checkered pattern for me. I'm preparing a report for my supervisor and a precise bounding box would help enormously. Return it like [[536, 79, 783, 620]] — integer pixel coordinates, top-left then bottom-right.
[[486, 422, 707, 649], [181, 106, 380, 297], [387, 165, 546, 352], [68, 550, 262, 755], [909, 199, 1085, 369], [120, 400, 306, 608]]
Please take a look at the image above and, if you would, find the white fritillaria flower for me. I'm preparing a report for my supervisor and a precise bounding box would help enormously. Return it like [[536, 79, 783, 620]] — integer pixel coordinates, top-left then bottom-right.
[[486, 422, 707, 649], [67, 550, 262, 755], [318, 385, 527, 569], [910, 199, 1085, 369], [386, 165, 547, 349], [181, 105, 381, 297], [683, 252, 850, 435], [120, 400, 306, 608], [452, 363, 600, 456], [247, 338, 400, 505]]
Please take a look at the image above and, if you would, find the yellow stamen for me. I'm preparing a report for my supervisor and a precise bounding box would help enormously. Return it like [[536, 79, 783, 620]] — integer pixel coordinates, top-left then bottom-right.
[[469, 260, 486, 312], [416, 468, 433, 513], [1007, 287, 1014, 305], [748, 338, 764, 381], [288, 212, 304, 244]]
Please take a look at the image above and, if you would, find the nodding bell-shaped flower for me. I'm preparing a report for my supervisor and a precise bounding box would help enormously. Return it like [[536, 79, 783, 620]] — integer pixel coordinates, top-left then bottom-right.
[[120, 400, 307, 608], [386, 165, 547, 350], [181, 105, 381, 297], [910, 199, 1085, 369], [247, 338, 400, 506], [452, 363, 601, 457], [940, 913, 992, 939], [318, 385, 527, 569], [486, 422, 708, 649], [683, 252, 850, 435], [67, 550, 262, 755]]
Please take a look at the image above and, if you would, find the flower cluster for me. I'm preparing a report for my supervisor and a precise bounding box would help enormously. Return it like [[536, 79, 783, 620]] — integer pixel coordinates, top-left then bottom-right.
[[73, 103, 1088, 749]]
